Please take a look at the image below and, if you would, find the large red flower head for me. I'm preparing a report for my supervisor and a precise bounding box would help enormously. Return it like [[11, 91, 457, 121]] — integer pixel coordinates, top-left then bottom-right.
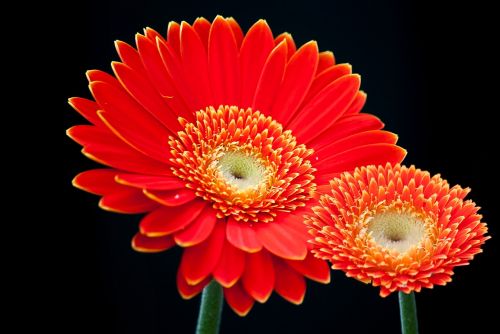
[[306, 164, 489, 297], [68, 16, 406, 315]]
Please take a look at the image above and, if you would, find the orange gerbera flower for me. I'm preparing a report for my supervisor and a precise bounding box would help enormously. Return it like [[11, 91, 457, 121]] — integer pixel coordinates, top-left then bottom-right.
[[68, 16, 406, 315], [306, 163, 489, 297]]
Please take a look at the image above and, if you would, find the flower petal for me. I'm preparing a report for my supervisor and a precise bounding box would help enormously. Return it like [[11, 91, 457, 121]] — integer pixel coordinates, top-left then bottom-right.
[[67, 125, 171, 176], [252, 40, 288, 116], [72, 169, 120, 195], [308, 114, 385, 151], [209, 16, 239, 106], [115, 174, 183, 190], [271, 41, 319, 125], [180, 222, 225, 285], [177, 269, 210, 300], [226, 218, 263, 253], [313, 130, 399, 163], [242, 250, 275, 303], [224, 282, 254, 316], [143, 188, 196, 206], [255, 219, 308, 260], [302, 63, 352, 107], [180, 21, 213, 109], [99, 189, 158, 213], [213, 238, 245, 288], [288, 74, 361, 143], [316, 51, 335, 73], [139, 200, 206, 237], [193, 17, 211, 50], [286, 252, 331, 284], [227, 17, 244, 47], [167, 21, 181, 55], [174, 206, 218, 247], [344, 91, 367, 115], [131, 233, 176, 253], [316, 144, 407, 182], [68, 97, 104, 126], [273, 259, 306, 304], [274, 32, 296, 56], [239, 19, 275, 107]]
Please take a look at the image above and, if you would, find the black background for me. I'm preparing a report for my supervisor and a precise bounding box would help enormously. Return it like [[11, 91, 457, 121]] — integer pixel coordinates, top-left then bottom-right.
[[60, 0, 498, 333]]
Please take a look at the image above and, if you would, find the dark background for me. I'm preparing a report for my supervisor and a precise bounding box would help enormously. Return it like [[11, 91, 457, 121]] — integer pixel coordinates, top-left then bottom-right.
[[60, 0, 498, 333]]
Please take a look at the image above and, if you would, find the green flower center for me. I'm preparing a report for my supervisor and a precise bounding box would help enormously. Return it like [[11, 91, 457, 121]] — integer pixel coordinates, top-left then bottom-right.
[[217, 151, 267, 192]]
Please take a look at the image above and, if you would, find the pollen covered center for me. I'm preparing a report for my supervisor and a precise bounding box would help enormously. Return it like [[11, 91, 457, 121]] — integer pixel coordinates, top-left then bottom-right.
[[169, 105, 316, 223], [217, 151, 268, 191], [368, 211, 426, 253]]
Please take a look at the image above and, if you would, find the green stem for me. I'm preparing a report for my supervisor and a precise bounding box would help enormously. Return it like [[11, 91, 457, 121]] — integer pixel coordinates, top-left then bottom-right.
[[195, 280, 223, 334], [398, 291, 419, 334]]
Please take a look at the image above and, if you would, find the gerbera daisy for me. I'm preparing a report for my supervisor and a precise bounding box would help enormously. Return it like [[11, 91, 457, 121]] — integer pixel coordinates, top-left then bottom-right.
[[306, 163, 489, 297], [68, 16, 406, 315]]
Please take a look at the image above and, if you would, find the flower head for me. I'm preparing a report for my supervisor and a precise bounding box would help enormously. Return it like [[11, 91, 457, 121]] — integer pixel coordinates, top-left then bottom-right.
[[306, 164, 489, 297], [68, 16, 406, 315]]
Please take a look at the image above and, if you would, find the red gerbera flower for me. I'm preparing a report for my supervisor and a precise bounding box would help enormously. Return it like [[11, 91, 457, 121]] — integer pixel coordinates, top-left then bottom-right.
[[68, 16, 406, 315], [306, 164, 489, 297]]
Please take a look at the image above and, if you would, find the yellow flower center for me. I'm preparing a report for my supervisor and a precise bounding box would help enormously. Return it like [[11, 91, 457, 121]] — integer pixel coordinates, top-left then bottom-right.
[[216, 151, 270, 192], [368, 211, 426, 253]]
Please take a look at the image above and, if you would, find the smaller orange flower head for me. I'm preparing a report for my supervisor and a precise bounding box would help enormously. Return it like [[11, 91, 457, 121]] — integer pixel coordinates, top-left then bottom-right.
[[306, 163, 489, 297]]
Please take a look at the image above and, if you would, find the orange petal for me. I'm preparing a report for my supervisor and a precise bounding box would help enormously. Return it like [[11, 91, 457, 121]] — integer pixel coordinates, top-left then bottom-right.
[[143, 188, 196, 206], [177, 269, 210, 300], [115, 174, 183, 190], [255, 220, 308, 260]]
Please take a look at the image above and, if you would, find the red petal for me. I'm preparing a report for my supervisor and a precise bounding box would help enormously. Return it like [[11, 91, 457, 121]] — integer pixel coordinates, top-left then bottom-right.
[[72, 169, 120, 195], [89, 81, 170, 163], [116, 174, 183, 190], [114, 40, 144, 72], [242, 250, 275, 303], [274, 33, 296, 57], [273, 259, 306, 304], [174, 206, 218, 247], [255, 219, 308, 260], [286, 252, 331, 284], [239, 19, 275, 107], [67, 125, 171, 176], [135, 34, 191, 120], [209, 16, 239, 106], [99, 189, 158, 213], [302, 64, 352, 107], [144, 188, 196, 206], [157, 37, 196, 113], [313, 130, 399, 163], [288, 75, 361, 143], [316, 51, 335, 73], [68, 97, 104, 126], [227, 17, 244, 47], [180, 22, 213, 109], [213, 238, 245, 288], [180, 222, 225, 285], [344, 91, 367, 115], [308, 114, 385, 151], [111, 61, 180, 133], [316, 144, 407, 182], [167, 21, 181, 55], [86, 69, 121, 88], [226, 218, 263, 253], [271, 41, 319, 125], [139, 200, 206, 237], [252, 40, 288, 115], [131, 233, 175, 253], [193, 17, 211, 50], [224, 282, 254, 316], [177, 269, 209, 300]]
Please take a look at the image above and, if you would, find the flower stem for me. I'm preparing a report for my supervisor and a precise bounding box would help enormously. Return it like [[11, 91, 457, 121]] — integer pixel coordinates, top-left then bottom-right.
[[398, 291, 419, 334], [196, 280, 223, 334]]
